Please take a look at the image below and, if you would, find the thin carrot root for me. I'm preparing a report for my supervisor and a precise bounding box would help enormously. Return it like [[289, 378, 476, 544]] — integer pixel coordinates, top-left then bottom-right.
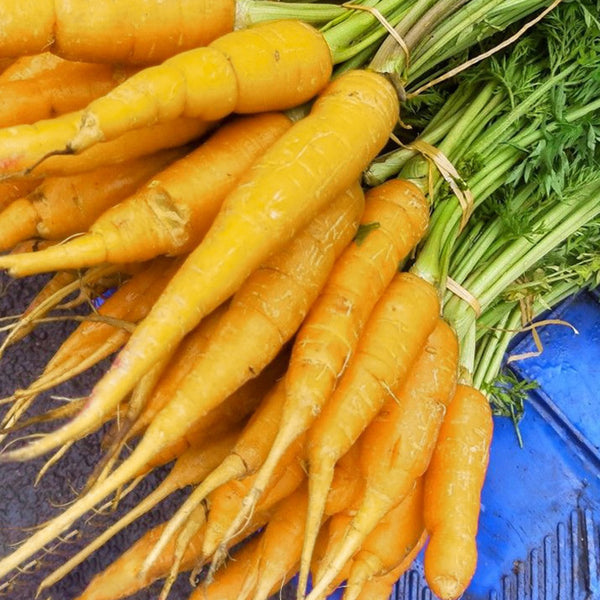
[[37, 429, 240, 595]]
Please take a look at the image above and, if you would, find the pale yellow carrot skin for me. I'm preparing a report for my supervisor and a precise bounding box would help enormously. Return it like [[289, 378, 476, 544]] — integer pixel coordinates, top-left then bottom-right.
[[0, 184, 364, 581], [0, 69, 396, 468], [423, 384, 494, 600], [0, 0, 235, 64]]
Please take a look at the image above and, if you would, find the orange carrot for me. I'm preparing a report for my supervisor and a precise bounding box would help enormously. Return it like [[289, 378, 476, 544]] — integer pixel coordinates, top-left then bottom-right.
[[0, 1, 235, 64], [143, 377, 288, 572], [189, 534, 265, 600], [0, 149, 181, 252], [306, 318, 458, 600], [230, 178, 429, 552], [0, 20, 332, 174], [0, 61, 136, 129], [352, 533, 428, 600], [0, 52, 71, 81], [201, 439, 307, 558], [0, 112, 291, 273], [0, 185, 364, 580], [0, 178, 41, 212], [423, 383, 494, 600], [297, 272, 440, 599]]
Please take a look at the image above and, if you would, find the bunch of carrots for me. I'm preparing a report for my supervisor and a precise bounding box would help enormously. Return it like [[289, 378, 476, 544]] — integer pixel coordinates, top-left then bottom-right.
[[0, 1, 596, 600]]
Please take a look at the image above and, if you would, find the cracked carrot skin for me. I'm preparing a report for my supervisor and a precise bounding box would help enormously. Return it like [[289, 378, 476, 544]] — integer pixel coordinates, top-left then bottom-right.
[[241, 178, 429, 547], [0, 112, 292, 273], [0, 19, 332, 173], [0, 0, 235, 64], [423, 383, 494, 600]]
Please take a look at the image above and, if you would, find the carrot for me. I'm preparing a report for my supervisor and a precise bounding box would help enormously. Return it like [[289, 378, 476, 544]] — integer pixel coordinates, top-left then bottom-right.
[[0, 19, 332, 175], [0, 61, 136, 129], [17, 117, 213, 179], [0, 258, 181, 435], [341, 479, 425, 600], [0, 178, 41, 212], [0, 149, 181, 252], [189, 534, 265, 600], [0, 52, 70, 81], [240, 483, 310, 600], [1, 67, 396, 473], [202, 446, 307, 564], [306, 318, 458, 600], [0, 0, 235, 65], [297, 271, 440, 599], [0, 184, 364, 580], [0, 112, 292, 274], [423, 383, 494, 600], [229, 178, 429, 552], [36, 426, 243, 597]]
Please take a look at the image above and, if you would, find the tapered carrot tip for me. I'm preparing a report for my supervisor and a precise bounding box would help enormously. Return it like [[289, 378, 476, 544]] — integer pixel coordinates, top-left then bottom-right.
[[0, 233, 106, 276], [424, 531, 477, 600]]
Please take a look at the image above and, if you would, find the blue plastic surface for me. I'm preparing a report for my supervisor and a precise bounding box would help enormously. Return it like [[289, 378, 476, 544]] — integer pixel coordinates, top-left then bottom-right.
[[390, 290, 600, 600]]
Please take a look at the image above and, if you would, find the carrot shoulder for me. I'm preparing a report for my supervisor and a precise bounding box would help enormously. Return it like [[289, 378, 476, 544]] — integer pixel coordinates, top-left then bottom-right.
[[423, 383, 494, 600]]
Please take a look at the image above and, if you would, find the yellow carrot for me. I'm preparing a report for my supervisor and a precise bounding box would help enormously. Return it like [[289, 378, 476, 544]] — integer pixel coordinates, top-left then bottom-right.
[[0, 112, 291, 273], [143, 377, 288, 573], [423, 384, 494, 600], [0, 20, 332, 174], [17, 117, 213, 179], [0, 149, 181, 252], [0, 68, 396, 475], [0, 184, 364, 580], [0, 0, 235, 64], [229, 178, 429, 552]]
